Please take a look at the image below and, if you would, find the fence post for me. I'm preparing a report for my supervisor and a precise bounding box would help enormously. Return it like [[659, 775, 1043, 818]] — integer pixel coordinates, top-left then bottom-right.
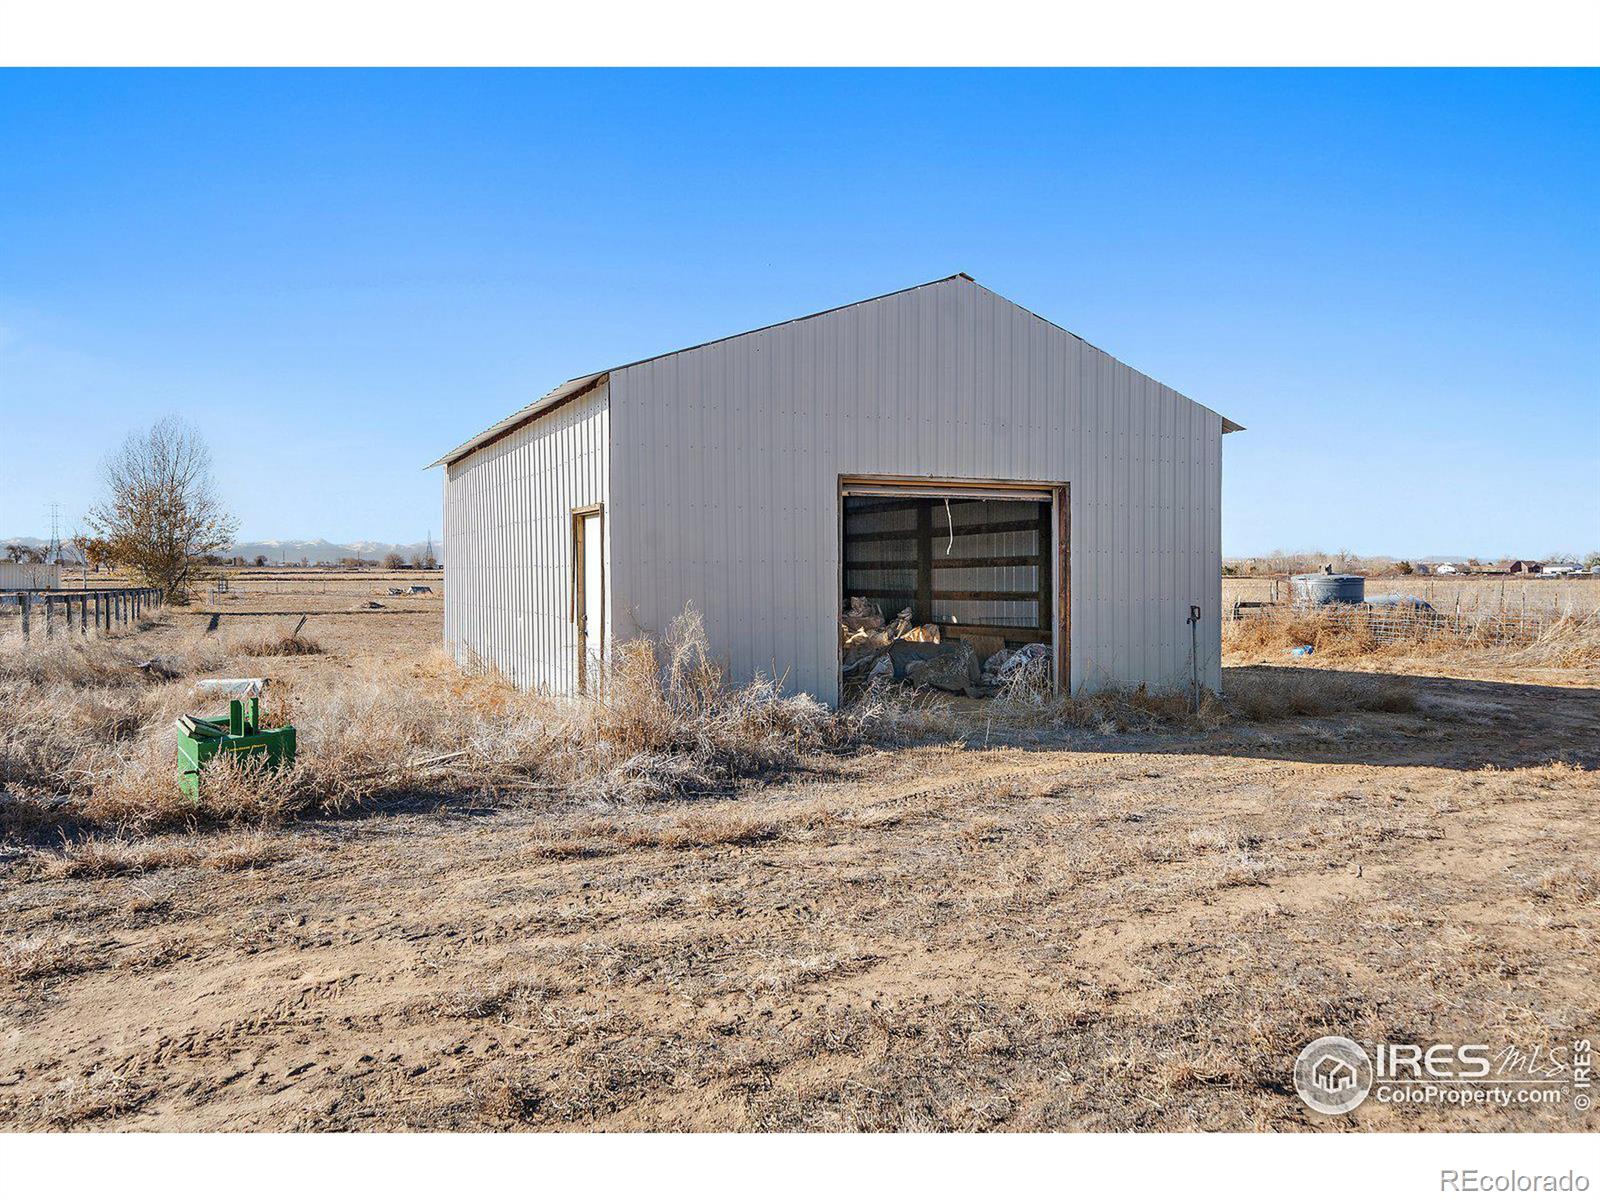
[[93, 591, 101, 633], [79, 593, 87, 634], [45, 594, 54, 637], [21, 592, 30, 641]]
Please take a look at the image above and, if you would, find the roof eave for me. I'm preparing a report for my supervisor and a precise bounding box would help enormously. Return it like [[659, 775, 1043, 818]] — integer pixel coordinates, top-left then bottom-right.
[[426, 372, 608, 469]]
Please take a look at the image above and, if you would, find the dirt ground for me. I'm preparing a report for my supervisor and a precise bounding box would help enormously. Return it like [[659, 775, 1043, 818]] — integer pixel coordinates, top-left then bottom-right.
[[2, 599, 1597, 1131]]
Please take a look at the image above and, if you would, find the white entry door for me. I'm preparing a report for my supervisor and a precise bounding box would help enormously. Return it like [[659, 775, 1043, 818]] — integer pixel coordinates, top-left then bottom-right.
[[574, 508, 605, 692]]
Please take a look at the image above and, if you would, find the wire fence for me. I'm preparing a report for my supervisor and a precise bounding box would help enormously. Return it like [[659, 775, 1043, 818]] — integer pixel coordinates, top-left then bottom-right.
[[1230, 600, 1578, 648]]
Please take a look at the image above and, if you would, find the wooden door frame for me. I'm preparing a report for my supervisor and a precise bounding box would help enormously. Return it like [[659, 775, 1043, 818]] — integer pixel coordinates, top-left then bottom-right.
[[571, 504, 605, 693], [836, 475, 1071, 697], [1052, 483, 1071, 695]]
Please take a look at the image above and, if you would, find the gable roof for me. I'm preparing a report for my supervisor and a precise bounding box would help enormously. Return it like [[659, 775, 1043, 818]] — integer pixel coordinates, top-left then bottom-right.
[[428, 274, 1241, 468]]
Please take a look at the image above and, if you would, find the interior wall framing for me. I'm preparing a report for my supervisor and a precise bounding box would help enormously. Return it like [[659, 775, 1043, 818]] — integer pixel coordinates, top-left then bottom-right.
[[838, 475, 1070, 693]]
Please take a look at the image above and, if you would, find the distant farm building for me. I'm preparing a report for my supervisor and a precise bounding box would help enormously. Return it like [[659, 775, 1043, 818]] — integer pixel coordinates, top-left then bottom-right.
[[1432, 563, 1462, 575], [430, 275, 1240, 705], [0, 562, 61, 591], [1494, 560, 1543, 575]]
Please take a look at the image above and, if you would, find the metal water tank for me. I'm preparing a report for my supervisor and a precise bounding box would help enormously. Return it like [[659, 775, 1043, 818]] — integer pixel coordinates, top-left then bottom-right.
[[1291, 573, 1365, 605]]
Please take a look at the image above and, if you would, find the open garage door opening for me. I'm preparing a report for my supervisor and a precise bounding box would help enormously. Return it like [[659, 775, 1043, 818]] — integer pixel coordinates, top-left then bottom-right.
[[838, 478, 1069, 702]]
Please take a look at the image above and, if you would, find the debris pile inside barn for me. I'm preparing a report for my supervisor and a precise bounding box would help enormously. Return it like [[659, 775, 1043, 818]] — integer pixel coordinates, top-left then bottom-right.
[[841, 597, 1050, 699]]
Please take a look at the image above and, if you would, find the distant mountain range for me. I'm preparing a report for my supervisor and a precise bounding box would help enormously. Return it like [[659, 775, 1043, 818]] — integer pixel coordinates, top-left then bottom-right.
[[2, 536, 438, 565], [228, 538, 438, 565]]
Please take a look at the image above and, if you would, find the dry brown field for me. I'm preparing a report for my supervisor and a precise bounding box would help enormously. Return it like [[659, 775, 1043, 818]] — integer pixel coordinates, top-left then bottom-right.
[[50, 567, 445, 615], [1, 572, 1596, 1132]]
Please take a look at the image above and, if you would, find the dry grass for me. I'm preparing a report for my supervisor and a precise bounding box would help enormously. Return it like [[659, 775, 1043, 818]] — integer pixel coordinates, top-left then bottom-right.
[[26, 1071, 150, 1128], [27, 830, 284, 880], [3, 602, 1455, 842], [579, 810, 780, 850], [1501, 615, 1600, 670], [0, 935, 103, 984], [227, 630, 324, 657], [1225, 607, 1600, 670], [1, 606, 885, 835], [988, 662, 1210, 731], [0, 633, 217, 804], [1224, 668, 1417, 720], [1522, 865, 1600, 906], [992, 657, 1415, 728], [34, 836, 200, 879]]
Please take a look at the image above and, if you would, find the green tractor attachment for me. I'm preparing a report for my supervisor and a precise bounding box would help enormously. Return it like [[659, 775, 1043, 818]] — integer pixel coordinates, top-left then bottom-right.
[[176, 678, 296, 800]]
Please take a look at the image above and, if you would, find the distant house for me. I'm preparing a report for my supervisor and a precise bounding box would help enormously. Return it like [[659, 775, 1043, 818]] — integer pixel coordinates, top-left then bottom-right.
[[1541, 562, 1582, 576], [1494, 560, 1543, 575], [1433, 563, 1461, 575]]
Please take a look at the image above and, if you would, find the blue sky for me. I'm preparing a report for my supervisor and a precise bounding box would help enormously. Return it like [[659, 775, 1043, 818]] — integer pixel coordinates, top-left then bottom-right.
[[1, 69, 1595, 557]]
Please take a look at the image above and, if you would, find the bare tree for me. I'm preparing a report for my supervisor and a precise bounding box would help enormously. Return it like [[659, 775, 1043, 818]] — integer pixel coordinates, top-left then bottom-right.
[[383, 551, 405, 570], [86, 418, 238, 602]]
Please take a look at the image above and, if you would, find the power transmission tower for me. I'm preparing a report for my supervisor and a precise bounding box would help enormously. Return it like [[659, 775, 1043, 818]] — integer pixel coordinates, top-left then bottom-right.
[[46, 502, 62, 564]]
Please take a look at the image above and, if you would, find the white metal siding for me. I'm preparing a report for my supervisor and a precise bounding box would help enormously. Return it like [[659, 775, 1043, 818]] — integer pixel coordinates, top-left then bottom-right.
[[608, 277, 1222, 706], [0, 563, 62, 590], [443, 382, 609, 691]]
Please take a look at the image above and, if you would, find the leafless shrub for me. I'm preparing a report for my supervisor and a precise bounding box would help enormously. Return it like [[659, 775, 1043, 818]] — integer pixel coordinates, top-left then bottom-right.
[[86, 417, 237, 602]]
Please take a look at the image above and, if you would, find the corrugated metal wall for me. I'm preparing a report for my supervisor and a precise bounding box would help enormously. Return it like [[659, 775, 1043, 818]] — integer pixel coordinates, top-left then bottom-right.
[[609, 276, 1222, 705], [442, 382, 609, 691], [0, 562, 62, 590]]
